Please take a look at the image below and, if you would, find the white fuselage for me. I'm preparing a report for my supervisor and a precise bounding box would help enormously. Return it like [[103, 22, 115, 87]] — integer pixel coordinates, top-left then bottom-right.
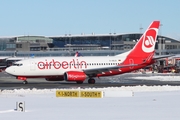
[[6, 55, 128, 77]]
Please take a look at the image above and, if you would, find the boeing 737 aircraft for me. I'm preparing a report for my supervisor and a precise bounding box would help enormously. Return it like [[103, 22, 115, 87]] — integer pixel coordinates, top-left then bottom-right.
[[6, 21, 164, 84]]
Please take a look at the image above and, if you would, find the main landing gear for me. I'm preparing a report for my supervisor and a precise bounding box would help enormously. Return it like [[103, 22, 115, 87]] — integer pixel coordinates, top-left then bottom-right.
[[76, 78, 96, 84], [22, 80, 28, 84], [88, 78, 95, 84]]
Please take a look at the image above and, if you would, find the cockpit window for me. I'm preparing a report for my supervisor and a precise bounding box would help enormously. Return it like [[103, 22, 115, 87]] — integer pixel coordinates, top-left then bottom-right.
[[12, 63, 23, 66]]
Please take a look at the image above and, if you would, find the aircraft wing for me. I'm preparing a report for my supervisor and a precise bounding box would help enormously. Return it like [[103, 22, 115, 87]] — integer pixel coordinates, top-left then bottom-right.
[[153, 54, 175, 60], [0, 66, 6, 68], [83, 64, 139, 75]]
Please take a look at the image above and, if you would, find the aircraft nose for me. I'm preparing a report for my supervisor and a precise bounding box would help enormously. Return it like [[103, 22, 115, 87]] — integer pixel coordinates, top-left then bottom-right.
[[5, 67, 14, 75]]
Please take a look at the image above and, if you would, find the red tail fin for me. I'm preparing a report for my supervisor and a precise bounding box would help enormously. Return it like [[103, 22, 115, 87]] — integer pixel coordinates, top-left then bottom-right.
[[125, 21, 160, 64]]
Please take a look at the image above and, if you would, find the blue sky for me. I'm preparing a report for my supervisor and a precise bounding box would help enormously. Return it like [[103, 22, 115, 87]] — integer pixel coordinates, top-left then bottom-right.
[[0, 0, 180, 39]]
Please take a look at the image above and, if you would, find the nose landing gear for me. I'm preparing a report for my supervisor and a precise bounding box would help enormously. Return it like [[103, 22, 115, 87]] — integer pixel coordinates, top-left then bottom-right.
[[22, 80, 28, 84], [17, 76, 28, 84]]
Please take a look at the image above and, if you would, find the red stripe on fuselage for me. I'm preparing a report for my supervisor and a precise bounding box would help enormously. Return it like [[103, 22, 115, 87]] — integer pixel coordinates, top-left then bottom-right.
[[97, 60, 155, 77]]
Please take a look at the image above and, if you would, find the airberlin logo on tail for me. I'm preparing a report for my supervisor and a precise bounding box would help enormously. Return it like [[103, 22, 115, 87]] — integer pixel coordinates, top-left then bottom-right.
[[142, 28, 158, 53]]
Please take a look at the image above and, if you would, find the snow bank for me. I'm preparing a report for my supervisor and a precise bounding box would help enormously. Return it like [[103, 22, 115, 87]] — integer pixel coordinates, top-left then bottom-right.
[[1, 85, 180, 95], [132, 75, 180, 81]]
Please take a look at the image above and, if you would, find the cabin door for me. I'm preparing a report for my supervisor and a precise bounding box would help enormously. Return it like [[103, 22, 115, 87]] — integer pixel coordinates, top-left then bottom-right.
[[30, 60, 36, 71]]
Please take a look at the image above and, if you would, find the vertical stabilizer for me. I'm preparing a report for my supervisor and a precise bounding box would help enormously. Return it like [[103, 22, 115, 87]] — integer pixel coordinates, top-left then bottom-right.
[[124, 21, 160, 64]]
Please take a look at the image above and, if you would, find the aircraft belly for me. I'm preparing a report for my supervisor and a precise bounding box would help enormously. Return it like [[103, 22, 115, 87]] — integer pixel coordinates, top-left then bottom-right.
[[18, 69, 64, 76]]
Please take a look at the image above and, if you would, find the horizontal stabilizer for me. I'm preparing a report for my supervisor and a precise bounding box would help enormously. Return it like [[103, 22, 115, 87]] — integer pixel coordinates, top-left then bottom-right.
[[153, 54, 175, 60]]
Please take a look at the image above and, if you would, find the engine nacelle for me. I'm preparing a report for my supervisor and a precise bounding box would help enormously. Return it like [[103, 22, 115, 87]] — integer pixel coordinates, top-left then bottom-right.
[[64, 71, 86, 81]]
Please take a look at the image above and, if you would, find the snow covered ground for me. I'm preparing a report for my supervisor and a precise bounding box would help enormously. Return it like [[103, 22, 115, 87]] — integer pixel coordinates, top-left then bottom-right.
[[130, 73, 180, 81], [1, 74, 180, 120], [1, 85, 180, 120]]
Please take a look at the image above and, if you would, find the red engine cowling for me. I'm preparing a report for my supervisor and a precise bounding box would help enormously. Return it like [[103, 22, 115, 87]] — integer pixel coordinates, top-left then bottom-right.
[[64, 71, 86, 81]]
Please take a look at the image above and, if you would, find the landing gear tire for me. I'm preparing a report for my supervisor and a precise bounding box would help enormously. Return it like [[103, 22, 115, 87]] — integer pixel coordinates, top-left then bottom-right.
[[23, 80, 28, 84], [88, 79, 95, 84], [76, 81, 83, 84]]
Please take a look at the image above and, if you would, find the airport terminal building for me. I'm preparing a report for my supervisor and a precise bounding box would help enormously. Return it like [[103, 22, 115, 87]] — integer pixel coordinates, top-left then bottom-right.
[[0, 33, 180, 57]]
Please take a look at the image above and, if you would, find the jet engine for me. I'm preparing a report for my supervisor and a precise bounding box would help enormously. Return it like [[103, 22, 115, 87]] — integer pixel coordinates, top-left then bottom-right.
[[64, 71, 86, 81]]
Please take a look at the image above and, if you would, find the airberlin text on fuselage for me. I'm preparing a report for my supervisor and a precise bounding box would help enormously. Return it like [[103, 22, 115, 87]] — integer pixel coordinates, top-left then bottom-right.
[[37, 59, 87, 70]]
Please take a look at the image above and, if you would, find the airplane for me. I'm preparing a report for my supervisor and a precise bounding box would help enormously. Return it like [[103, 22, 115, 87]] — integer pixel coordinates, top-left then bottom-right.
[[0, 57, 28, 72], [6, 21, 165, 84], [74, 51, 83, 57], [0, 57, 8, 72]]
